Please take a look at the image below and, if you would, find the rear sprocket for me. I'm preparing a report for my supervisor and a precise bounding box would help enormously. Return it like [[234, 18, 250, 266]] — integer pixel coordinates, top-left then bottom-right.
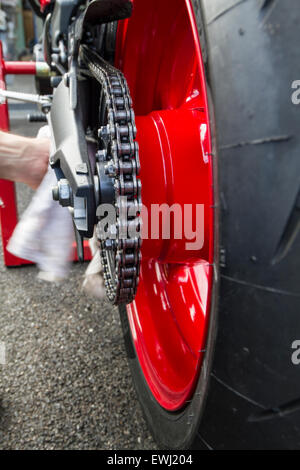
[[81, 45, 142, 305]]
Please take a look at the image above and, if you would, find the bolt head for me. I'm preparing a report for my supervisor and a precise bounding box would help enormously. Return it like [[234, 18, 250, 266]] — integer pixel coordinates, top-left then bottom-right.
[[105, 239, 115, 251], [96, 149, 107, 162], [98, 125, 110, 141], [58, 179, 72, 207], [104, 160, 116, 177]]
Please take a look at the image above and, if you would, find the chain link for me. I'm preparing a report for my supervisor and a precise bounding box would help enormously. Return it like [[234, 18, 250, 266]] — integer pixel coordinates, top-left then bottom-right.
[[81, 45, 142, 305]]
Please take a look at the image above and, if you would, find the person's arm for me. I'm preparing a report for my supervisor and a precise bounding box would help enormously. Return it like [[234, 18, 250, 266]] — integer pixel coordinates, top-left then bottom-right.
[[0, 130, 50, 189]]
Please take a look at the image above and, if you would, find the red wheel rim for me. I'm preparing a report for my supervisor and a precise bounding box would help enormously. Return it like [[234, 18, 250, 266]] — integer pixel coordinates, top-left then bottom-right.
[[115, 0, 215, 411]]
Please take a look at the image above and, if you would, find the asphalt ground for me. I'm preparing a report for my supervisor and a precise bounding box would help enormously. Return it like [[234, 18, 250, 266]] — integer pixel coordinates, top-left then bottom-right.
[[0, 77, 156, 450]]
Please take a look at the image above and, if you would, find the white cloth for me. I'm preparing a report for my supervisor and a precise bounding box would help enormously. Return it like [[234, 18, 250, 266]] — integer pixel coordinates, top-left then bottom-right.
[[7, 126, 74, 280], [82, 234, 106, 299]]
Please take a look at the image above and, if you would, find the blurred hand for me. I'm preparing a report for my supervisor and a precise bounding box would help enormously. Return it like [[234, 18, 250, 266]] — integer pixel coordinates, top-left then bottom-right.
[[0, 131, 51, 190], [18, 137, 50, 189]]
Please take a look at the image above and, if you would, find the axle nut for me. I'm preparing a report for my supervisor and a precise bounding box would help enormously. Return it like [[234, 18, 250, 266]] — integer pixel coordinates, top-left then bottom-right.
[[57, 179, 72, 207]]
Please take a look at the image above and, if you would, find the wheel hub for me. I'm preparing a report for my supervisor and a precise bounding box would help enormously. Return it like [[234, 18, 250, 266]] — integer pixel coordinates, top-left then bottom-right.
[[137, 108, 212, 264], [114, 0, 216, 411]]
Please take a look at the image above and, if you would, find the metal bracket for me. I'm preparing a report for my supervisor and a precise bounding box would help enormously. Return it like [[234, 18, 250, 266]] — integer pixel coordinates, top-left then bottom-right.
[[48, 79, 96, 238]]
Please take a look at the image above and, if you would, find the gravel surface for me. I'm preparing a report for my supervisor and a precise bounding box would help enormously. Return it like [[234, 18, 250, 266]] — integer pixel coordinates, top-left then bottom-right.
[[0, 89, 156, 450]]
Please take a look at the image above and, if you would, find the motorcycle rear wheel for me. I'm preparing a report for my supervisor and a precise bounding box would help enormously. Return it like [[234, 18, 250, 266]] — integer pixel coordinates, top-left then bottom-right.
[[119, 0, 300, 449]]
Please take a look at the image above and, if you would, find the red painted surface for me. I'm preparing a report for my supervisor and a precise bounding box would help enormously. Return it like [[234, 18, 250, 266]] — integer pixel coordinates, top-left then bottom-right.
[[4, 62, 37, 75], [0, 42, 32, 266], [116, 0, 215, 410], [71, 240, 92, 262], [39, 0, 52, 12]]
